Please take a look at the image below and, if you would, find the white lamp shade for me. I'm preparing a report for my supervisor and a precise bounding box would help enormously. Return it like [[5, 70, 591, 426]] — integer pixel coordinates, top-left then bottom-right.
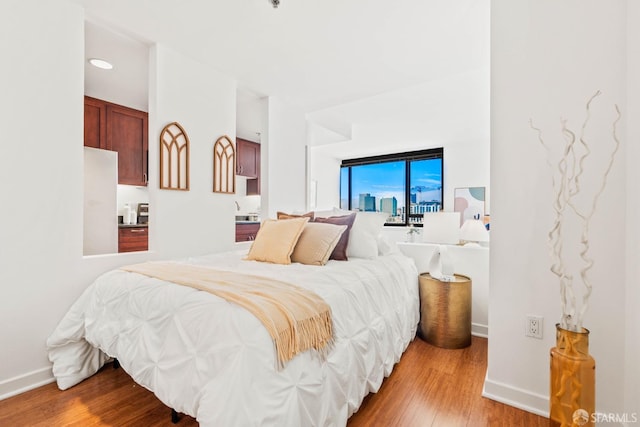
[[460, 219, 489, 244]]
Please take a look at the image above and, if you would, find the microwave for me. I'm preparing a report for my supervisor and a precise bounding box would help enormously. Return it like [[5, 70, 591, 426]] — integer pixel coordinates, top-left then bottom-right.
[[137, 203, 149, 224]]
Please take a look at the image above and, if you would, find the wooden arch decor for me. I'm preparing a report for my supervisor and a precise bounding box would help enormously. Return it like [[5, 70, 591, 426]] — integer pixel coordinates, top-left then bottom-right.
[[213, 135, 236, 194], [159, 122, 190, 191]]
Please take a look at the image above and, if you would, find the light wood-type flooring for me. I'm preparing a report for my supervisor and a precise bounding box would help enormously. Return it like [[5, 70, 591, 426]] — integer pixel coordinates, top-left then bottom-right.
[[0, 336, 547, 426]]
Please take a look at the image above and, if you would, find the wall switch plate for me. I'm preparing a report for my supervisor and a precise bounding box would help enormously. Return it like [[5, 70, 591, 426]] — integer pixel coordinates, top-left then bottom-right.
[[526, 315, 543, 339]]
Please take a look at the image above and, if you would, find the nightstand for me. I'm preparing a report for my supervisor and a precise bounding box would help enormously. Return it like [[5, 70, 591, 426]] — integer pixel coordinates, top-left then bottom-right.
[[418, 272, 471, 349], [397, 242, 488, 338]]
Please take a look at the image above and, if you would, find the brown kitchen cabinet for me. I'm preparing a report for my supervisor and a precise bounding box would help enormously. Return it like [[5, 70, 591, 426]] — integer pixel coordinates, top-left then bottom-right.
[[235, 223, 260, 242], [246, 177, 260, 196], [107, 104, 148, 186], [236, 138, 260, 195], [236, 138, 259, 177], [84, 96, 149, 186], [84, 96, 107, 149], [118, 226, 148, 252]]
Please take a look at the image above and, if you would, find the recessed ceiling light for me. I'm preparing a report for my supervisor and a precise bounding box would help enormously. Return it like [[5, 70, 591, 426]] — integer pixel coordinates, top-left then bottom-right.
[[88, 58, 113, 70]]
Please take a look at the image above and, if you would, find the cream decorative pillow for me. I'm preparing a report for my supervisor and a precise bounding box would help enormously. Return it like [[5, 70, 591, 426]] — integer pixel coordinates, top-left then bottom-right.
[[246, 217, 309, 264], [291, 222, 347, 266]]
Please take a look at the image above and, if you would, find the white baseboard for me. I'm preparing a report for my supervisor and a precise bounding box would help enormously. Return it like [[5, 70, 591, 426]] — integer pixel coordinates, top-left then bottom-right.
[[472, 322, 488, 338], [0, 366, 55, 401], [483, 376, 634, 426], [482, 375, 549, 418]]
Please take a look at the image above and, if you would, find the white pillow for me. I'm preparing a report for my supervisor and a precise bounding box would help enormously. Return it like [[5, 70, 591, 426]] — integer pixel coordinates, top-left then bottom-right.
[[332, 207, 352, 216], [313, 208, 337, 218], [378, 234, 400, 256], [346, 212, 388, 259]]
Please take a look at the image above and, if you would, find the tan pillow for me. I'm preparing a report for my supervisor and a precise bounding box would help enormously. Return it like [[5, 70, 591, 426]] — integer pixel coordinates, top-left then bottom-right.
[[246, 217, 309, 264], [291, 222, 347, 266], [277, 211, 315, 220], [312, 213, 356, 261]]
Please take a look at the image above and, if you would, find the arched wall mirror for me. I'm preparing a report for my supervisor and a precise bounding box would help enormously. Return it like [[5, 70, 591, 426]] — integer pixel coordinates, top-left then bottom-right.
[[213, 135, 236, 194], [159, 122, 190, 191]]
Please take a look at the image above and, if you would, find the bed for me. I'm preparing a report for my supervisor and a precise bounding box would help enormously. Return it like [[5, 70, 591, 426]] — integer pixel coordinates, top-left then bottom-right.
[[47, 214, 419, 426]]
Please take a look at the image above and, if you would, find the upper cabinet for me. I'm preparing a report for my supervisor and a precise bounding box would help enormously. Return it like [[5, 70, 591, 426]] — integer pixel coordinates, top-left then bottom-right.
[[84, 96, 148, 186], [236, 138, 260, 178], [236, 138, 260, 195], [107, 104, 148, 186], [84, 96, 107, 150]]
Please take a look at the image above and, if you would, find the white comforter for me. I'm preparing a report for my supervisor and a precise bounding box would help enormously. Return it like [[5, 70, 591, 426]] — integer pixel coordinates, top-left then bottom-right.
[[47, 250, 419, 426]]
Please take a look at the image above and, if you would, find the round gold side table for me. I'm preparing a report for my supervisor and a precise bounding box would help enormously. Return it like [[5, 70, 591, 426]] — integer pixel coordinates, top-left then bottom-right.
[[418, 272, 472, 349]]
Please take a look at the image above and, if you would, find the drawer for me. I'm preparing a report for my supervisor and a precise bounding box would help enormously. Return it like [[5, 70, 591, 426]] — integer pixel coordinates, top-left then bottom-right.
[[118, 227, 148, 252], [235, 223, 260, 242]]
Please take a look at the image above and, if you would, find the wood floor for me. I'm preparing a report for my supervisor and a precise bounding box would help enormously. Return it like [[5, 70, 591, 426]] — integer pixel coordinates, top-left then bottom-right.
[[0, 337, 547, 426], [347, 337, 547, 427]]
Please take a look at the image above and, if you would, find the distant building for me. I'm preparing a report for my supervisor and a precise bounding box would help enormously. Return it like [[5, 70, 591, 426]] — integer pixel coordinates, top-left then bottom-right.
[[410, 200, 441, 215], [359, 193, 376, 211], [380, 197, 398, 216]]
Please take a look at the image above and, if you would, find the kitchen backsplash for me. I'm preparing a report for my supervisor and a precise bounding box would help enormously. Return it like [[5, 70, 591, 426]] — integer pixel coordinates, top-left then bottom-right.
[[117, 184, 149, 218], [235, 194, 260, 215], [235, 177, 261, 214]]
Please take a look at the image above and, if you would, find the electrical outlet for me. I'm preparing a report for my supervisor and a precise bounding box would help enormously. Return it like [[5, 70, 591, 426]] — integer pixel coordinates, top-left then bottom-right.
[[526, 315, 543, 339]]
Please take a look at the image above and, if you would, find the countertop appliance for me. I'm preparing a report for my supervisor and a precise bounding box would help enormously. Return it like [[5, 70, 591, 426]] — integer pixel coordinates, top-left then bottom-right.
[[137, 203, 149, 224]]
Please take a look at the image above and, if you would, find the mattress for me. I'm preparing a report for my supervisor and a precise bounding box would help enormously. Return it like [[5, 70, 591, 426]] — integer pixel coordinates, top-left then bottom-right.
[[47, 250, 419, 426]]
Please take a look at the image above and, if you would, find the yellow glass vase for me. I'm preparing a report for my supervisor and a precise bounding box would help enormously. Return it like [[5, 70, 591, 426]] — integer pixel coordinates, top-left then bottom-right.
[[549, 324, 596, 427]]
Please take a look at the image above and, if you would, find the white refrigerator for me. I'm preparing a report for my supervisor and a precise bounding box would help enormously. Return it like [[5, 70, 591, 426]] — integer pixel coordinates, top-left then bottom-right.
[[83, 147, 118, 255]]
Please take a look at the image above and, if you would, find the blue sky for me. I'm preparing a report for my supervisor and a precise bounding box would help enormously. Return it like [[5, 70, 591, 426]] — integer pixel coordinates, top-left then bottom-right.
[[341, 159, 442, 209]]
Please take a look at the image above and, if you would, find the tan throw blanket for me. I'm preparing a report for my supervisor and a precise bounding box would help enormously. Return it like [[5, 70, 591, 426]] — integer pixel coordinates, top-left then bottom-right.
[[120, 262, 333, 367]]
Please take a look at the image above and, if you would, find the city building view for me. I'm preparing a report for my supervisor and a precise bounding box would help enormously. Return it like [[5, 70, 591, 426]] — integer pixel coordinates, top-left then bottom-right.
[[340, 158, 442, 223]]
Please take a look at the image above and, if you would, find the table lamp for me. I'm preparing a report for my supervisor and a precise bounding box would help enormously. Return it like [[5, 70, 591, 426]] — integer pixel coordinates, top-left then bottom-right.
[[460, 219, 489, 246]]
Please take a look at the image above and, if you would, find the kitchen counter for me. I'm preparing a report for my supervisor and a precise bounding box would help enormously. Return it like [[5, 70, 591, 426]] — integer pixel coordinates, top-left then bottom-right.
[[118, 223, 148, 228], [235, 214, 260, 223]]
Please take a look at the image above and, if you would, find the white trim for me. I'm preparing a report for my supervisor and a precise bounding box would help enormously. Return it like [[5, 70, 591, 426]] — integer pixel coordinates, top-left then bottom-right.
[[472, 322, 488, 338], [0, 366, 55, 401], [482, 374, 549, 418]]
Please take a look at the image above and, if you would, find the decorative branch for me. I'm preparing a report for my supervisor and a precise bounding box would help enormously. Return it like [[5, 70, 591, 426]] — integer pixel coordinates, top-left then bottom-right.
[[530, 91, 620, 332]]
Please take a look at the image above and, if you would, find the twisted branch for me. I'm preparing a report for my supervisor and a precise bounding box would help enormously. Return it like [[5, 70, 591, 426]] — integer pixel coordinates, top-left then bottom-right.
[[531, 91, 620, 331]]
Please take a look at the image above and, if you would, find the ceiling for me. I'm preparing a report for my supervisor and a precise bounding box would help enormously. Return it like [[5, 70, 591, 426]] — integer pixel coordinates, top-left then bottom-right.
[[79, 0, 489, 153]]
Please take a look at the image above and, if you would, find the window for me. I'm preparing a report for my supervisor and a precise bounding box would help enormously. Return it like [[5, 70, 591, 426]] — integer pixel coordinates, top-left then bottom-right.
[[340, 148, 443, 225]]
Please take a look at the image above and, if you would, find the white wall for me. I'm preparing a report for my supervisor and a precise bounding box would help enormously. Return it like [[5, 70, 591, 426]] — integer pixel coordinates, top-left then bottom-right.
[[310, 150, 341, 210], [260, 97, 307, 218], [0, 1, 239, 399], [148, 44, 237, 258], [310, 68, 491, 215], [310, 135, 490, 215], [625, 1, 640, 417], [488, 0, 629, 417], [0, 0, 84, 396]]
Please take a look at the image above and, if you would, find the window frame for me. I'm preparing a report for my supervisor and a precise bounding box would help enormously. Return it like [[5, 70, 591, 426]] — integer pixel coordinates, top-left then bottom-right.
[[340, 148, 444, 227]]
